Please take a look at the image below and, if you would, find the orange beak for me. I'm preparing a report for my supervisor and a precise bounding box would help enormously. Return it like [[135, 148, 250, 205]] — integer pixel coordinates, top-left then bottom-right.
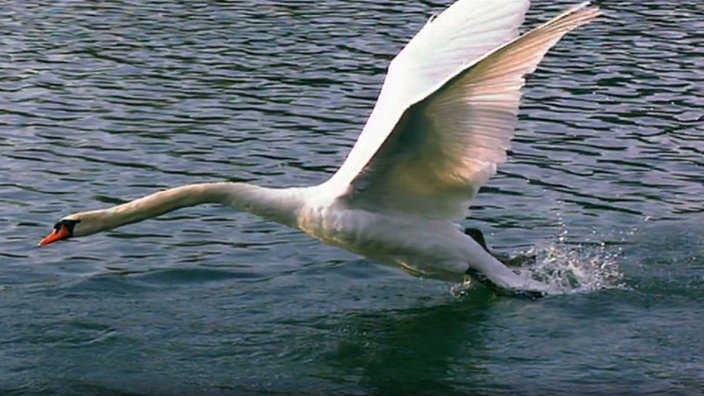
[[38, 225, 72, 247]]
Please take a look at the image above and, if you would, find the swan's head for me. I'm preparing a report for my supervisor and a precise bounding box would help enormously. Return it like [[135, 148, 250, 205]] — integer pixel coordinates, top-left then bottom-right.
[[38, 218, 80, 246], [38, 211, 107, 247]]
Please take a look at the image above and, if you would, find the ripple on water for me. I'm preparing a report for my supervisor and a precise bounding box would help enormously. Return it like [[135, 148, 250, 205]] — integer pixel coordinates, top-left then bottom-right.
[[1, 0, 703, 393]]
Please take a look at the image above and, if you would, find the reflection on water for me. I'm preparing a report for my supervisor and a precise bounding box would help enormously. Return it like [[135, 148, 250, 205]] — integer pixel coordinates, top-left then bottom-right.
[[1, 0, 703, 394], [324, 299, 494, 395]]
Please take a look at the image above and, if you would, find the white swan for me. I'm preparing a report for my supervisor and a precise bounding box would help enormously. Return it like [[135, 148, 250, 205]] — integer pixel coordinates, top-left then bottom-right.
[[40, 0, 600, 297]]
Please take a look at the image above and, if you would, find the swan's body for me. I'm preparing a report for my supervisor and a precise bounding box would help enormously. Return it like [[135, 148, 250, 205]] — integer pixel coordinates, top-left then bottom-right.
[[41, 0, 600, 296]]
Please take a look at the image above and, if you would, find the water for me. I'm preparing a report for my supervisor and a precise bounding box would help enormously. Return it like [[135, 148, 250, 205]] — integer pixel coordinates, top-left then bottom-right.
[[1, 0, 702, 394]]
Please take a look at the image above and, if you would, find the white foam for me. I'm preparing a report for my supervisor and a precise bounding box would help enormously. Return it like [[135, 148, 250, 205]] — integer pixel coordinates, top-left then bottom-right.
[[452, 227, 628, 297]]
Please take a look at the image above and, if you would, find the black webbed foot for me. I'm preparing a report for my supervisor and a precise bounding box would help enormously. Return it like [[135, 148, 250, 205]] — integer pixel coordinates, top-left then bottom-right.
[[465, 268, 545, 300], [502, 254, 537, 267]]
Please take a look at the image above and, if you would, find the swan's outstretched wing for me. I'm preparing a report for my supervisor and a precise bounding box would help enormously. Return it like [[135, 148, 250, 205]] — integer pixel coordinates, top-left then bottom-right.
[[342, 3, 600, 220], [328, 0, 530, 190]]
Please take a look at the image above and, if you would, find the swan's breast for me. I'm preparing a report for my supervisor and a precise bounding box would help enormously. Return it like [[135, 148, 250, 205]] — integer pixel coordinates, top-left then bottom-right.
[[296, 202, 469, 277]]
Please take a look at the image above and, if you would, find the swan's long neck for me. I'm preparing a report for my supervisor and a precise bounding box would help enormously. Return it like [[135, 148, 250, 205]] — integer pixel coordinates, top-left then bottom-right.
[[69, 182, 307, 237]]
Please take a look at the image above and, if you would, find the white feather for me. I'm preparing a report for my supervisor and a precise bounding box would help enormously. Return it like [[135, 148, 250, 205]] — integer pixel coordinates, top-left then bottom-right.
[[342, 1, 600, 220], [328, 0, 531, 192]]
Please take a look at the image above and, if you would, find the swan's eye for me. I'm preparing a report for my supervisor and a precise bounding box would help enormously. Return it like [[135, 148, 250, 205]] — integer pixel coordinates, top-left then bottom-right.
[[54, 219, 81, 234]]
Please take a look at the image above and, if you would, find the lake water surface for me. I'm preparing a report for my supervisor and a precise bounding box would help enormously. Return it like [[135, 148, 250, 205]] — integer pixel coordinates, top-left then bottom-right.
[[1, 0, 703, 394]]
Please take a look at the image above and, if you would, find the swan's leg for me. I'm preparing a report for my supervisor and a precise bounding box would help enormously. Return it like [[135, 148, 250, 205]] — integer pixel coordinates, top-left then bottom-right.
[[464, 228, 490, 250], [460, 233, 546, 298], [464, 228, 536, 268]]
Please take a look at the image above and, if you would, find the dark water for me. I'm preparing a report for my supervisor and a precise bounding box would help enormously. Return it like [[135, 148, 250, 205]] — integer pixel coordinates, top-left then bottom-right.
[[1, 0, 703, 394]]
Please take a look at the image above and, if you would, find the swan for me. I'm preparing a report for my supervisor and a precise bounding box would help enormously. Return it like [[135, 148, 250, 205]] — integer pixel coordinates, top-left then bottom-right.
[[39, 0, 600, 297]]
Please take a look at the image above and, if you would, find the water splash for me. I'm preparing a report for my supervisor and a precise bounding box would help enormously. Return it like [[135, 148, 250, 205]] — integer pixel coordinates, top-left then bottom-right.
[[518, 201, 628, 296], [515, 239, 627, 295], [452, 226, 628, 298]]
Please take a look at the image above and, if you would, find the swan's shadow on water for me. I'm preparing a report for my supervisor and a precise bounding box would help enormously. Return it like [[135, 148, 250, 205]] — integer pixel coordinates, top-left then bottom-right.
[[321, 291, 500, 396]]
